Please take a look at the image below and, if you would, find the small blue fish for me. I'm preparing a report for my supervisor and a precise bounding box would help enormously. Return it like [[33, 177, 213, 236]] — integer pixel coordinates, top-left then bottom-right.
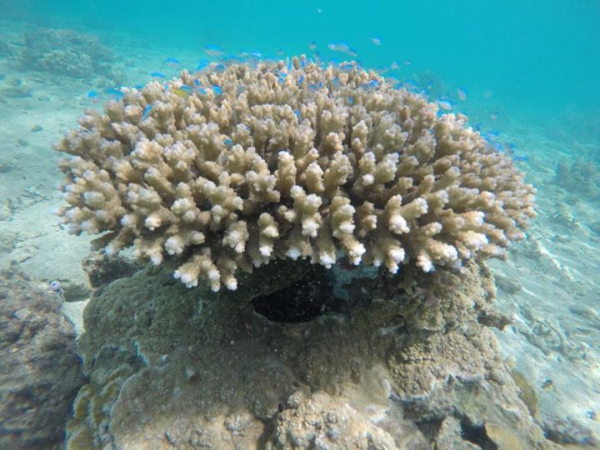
[[359, 79, 379, 91], [196, 59, 210, 71], [87, 90, 98, 99], [165, 57, 179, 67], [142, 105, 153, 120], [339, 62, 355, 72], [204, 44, 224, 57], [371, 37, 382, 46], [437, 99, 454, 111], [385, 76, 399, 85], [513, 155, 528, 162], [213, 62, 226, 73], [327, 42, 358, 57], [134, 84, 144, 89], [212, 85, 222, 95], [327, 42, 341, 52], [309, 41, 317, 50], [240, 49, 262, 60], [294, 110, 301, 118], [223, 138, 233, 146], [480, 131, 498, 142], [105, 87, 124, 99], [347, 96, 355, 105], [151, 71, 166, 78], [457, 88, 468, 101]]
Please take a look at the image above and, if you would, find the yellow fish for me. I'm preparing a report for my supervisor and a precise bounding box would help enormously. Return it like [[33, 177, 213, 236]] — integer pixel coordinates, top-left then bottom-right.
[[172, 89, 190, 98], [172, 85, 193, 98]]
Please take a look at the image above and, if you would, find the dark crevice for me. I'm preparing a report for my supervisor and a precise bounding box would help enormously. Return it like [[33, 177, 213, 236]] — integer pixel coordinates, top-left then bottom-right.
[[460, 418, 498, 450], [415, 417, 444, 441], [250, 265, 340, 323]]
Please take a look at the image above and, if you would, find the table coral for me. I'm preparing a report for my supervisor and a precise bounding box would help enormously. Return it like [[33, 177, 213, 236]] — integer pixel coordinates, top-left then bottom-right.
[[56, 56, 536, 291]]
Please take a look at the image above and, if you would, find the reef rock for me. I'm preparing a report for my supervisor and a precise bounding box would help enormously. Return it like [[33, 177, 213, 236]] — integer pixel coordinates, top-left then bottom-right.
[[66, 261, 552, 449], [0, 269, 85, 449]]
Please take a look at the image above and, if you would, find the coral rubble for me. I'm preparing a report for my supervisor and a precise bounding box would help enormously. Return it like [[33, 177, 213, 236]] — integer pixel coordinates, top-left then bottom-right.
[[56, 56, 535, 291]]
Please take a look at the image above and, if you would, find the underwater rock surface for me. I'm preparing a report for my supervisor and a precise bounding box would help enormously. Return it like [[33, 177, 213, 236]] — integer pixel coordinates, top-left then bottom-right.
[[66, 261, 554, 449], [0, 269, 85, 450]]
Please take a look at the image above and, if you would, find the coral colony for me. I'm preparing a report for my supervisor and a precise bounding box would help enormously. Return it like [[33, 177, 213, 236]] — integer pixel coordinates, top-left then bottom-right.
[[56, 56, 535, 291]]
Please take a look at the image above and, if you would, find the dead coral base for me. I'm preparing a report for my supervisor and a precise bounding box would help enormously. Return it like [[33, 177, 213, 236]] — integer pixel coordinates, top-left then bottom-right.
[[65, 261, 553, 449]]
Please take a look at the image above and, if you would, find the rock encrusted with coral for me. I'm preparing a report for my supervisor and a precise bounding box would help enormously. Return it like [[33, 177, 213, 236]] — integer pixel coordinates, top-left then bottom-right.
[[64, 261, 555, 449], [0, 270, 85, 449], [56, 56, 535, 291]]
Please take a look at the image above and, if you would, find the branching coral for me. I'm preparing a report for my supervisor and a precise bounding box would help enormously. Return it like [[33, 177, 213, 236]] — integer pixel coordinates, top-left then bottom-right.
[[56, 56, 536, 291]]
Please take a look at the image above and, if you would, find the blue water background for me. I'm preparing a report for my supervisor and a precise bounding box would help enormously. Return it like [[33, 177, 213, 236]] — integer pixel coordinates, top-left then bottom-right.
[[4, 0, 600, 124]]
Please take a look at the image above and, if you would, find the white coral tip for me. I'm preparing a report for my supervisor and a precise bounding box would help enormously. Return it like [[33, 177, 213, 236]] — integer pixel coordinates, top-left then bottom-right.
[[287, 247, 301, 260], [389, 215, 409, 234]]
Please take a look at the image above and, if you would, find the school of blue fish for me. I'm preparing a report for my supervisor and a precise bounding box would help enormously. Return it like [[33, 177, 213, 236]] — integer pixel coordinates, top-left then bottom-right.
[[85, 39, 527, 163]]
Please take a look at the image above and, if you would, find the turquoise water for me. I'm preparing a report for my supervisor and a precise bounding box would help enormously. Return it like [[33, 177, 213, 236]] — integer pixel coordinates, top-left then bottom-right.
[[1, 0, 600, 448], [7, 0, 600, 118]]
